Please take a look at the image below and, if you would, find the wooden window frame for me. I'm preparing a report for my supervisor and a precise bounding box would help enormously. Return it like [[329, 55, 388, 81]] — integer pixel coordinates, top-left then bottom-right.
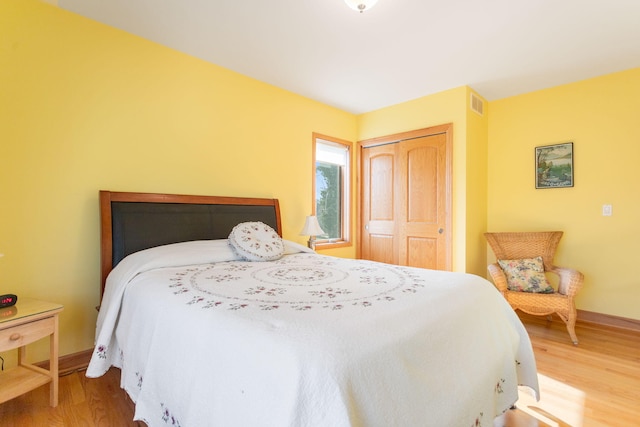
[[312, 133, 352, 250]]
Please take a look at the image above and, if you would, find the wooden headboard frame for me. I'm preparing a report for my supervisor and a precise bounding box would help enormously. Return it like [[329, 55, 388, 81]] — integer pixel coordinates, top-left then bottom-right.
[[99, 191, 282, 298]]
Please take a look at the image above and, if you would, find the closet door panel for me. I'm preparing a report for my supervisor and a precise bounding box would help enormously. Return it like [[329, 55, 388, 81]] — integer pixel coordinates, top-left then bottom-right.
[[361, 144, 398, 265]]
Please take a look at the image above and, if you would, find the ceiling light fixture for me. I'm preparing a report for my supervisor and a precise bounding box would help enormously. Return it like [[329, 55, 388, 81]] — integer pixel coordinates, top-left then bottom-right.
[[344, 0, 378, 13]]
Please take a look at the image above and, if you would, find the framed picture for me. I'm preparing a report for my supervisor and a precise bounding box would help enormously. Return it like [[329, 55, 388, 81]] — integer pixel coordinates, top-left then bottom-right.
[[535, 142, 574, 189]]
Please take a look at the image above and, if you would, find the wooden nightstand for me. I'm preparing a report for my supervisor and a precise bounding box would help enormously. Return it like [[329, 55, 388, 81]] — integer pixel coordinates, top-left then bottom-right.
[[0, 298, 63, 407]]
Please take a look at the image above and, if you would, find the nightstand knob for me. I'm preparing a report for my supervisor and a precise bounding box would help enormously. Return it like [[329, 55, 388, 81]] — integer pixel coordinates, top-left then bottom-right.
[[9, 333, 21, 341]]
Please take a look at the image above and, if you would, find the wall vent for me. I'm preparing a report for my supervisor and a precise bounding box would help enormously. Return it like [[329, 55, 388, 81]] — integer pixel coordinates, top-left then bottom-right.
[[470, 93, 484, 116]]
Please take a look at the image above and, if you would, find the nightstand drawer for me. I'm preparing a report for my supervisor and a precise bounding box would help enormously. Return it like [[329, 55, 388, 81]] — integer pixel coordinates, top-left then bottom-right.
[[0, 317, 55, 352]]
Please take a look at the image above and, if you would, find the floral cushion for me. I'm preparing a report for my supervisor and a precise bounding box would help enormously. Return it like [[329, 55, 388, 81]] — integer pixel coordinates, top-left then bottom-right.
[[497, 256, 555, 293], [228, 221, 284, 261]]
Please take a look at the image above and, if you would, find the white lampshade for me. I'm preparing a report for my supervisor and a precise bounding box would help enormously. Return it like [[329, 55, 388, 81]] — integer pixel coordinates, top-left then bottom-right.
[[300, 215, 325, 237], [344, 0, 379, 13]]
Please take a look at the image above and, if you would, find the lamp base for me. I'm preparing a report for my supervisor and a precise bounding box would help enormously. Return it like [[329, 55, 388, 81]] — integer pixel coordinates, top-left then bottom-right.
[[307, 236, 316, 250]]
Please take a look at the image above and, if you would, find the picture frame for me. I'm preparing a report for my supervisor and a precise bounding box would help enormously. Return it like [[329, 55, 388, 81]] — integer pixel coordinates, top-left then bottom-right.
[[535, 142, 574, 189]]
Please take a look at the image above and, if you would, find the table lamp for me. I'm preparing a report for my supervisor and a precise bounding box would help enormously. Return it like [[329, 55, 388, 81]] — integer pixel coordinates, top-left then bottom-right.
[[300, 215, 325, 250]]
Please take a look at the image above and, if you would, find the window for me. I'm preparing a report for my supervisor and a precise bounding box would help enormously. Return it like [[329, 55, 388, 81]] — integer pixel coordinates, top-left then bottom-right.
[[313, 134, 351, 248]]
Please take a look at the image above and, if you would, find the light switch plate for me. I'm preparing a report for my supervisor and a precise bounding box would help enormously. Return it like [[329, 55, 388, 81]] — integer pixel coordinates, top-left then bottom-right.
[[602, 204, 612, 216]]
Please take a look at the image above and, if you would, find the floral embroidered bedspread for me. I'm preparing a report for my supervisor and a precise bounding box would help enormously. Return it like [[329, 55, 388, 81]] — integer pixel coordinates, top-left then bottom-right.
[[87, 240, 539, 427]]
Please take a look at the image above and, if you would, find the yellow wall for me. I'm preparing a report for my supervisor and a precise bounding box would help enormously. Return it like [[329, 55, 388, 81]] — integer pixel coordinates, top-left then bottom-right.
[[464, 89, 489, 275], [0, 0, 357, 364], [488, 68, 640, 320], [358, 87, 489, 275]]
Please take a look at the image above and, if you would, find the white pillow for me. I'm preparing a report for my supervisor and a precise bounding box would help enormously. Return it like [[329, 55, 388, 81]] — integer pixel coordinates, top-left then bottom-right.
[[228, 221, 284, 261]]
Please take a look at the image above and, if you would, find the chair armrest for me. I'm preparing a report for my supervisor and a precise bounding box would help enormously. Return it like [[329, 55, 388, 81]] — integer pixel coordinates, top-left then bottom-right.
[[487, 263, 508, 293], [548, 265, 584, 297]]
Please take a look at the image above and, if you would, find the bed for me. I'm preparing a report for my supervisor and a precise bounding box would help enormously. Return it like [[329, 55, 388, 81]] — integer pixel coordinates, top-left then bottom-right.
[[87, 190, 539, 427]]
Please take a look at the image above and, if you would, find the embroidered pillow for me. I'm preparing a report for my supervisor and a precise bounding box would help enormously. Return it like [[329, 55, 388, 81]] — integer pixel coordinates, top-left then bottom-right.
[[228, 221, 284, 261], [497, 256, 555, 293]]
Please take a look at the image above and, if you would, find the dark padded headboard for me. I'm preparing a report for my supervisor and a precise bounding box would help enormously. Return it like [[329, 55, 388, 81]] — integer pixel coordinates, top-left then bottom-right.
[[100, 191, 282, 297]]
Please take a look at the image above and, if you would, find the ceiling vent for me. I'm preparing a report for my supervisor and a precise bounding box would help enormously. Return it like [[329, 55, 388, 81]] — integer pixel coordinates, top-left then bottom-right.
[[470, 93, 484, 116]]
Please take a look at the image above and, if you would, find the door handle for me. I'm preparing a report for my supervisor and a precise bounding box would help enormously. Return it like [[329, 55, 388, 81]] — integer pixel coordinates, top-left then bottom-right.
[[438, 228, 444, 234]]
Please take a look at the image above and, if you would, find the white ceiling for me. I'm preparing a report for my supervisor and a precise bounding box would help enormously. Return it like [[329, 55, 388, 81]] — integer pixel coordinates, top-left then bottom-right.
[[58, 0, 640, 114]]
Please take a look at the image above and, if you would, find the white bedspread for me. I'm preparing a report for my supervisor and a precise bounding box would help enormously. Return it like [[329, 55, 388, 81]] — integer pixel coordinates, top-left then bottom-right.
[[87, 240, 538, 427]]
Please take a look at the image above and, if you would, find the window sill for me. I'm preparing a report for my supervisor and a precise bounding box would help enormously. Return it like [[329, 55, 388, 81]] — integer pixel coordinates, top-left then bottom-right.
[[315, 241, 351, 250]]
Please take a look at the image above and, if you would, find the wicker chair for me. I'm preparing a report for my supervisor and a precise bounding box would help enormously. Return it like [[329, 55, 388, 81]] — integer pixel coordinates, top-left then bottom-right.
[[484, 231, 584, 344]]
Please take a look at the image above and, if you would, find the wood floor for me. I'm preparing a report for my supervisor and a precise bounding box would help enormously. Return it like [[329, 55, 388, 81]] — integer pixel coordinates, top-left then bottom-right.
[[1, 314, 638, 427], [497, 313, 640, 427]]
